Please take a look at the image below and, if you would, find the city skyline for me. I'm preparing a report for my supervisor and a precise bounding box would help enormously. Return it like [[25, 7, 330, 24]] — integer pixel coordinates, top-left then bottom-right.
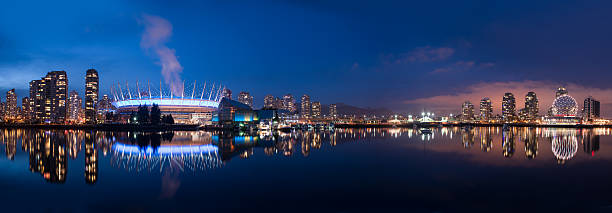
[[3, 1, 612, 114]]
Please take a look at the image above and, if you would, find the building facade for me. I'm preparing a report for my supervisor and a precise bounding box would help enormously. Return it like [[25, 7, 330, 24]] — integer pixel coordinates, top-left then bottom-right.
[[263, 95, 275, 109], [525, 91, 538, 121], [237, 91, 253, 108], [68, 90, 82, 123], [29, 71, 68, 123], [282, 94, 296, 113], [221, 88, 232, 100], [300, 95, 311, 119], [479, 97, 492, 121], [5, 89, 17, 120], [556, 87, 568, 98], [584, 96, 600, 120], [85, 69, 99, 124], [502, 92, 516, 122], [312, 101, 321, 118], [462, 101, 474, 122], [329, 104, 338, 118]]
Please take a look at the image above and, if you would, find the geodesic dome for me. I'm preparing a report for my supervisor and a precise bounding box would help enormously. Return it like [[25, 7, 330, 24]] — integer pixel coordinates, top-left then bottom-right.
[[551, 95, 578, 116]]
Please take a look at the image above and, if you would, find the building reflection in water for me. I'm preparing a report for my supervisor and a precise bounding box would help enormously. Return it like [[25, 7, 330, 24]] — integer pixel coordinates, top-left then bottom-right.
[[480, 127, 493, 152], [1, 127, 612, 184], [502, 128, 515, 158], [524, 128, 538, 159], [85, 131, 98, 184]]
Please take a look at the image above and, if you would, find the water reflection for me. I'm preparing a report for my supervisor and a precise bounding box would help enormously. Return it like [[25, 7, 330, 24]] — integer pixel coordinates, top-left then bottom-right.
[[0, 127, 611, 184]]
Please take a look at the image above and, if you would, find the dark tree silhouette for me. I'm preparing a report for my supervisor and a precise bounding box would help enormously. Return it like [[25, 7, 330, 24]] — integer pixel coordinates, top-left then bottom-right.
[[150, 103, 161, 125], [137, 104, 150, 124]]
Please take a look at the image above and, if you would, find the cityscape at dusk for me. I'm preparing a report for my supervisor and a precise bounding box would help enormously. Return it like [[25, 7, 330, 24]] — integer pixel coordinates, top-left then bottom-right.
[[2, 0, 612, 212]]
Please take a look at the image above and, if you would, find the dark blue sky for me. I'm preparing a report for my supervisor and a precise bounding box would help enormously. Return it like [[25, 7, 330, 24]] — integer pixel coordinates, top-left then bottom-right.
[[1, 0, 611, 112]]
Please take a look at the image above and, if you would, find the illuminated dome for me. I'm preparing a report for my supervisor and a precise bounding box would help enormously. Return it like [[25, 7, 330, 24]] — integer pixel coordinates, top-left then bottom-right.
[[551, 95, 578, 116]]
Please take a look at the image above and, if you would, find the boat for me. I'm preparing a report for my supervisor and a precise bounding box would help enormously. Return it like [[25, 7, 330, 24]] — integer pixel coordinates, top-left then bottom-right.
[[419, 127, 433, 134]]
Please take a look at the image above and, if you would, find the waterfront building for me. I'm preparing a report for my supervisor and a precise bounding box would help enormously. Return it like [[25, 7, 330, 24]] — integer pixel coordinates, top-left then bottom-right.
[[543, 93, 581, 125], [502, 93, 516, 122], [68, 90, 82, 123], [5, 89, 17, 120], [525, 91, 538, 121], [215, 98, 257, 124], [330, 104, 338, 118], [556, 87, 568, 98], [518, 108, 528, 121], [462, 101, 474, 122], [30, 71, 68, 123], [21, 97, 33, 121], [584, 96, 600, 121], [282, 94, 296, 113], [237, 91, 253, 108], [96, 95, 114, 123], [85, 69, 99, 124], [312, 101, 321, 118], [222, 88, 232, 100], [301, 95, 311, 119], [264, 95, 275, 109], [479, 98, 492, 121], [0, 102, 4, 120]]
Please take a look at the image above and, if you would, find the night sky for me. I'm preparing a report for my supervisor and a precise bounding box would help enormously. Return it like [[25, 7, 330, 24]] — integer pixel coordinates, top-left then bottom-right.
[[1, 0, 612, 115]]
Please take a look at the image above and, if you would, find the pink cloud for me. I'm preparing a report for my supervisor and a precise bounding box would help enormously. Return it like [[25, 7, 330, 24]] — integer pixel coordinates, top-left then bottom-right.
[[404, 81, 612, 116]]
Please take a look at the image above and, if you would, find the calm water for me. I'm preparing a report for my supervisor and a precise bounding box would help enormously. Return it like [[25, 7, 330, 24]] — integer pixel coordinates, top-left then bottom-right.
[[1, 127, 612, 212]]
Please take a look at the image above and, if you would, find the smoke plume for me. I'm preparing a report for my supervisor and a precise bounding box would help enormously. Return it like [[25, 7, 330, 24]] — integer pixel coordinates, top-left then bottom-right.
[[140, 14, 184, 94]]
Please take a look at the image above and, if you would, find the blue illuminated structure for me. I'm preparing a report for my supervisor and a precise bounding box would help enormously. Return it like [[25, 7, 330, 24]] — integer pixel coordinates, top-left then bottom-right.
[[112, 97, 219, 109], [113, 143, 218, 155]]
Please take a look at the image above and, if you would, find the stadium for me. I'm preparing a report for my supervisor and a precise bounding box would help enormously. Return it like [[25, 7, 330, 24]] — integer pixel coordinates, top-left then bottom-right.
[[111, 81, 223, 124]]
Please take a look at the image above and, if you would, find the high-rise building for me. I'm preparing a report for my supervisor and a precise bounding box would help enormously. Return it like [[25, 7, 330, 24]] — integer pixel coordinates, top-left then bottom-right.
[[462, 101, 474, 121], [222, 88, 232, 100], [96, 95, 114, 122], [68, 90, 82, 123], [479, 97, 492, 121], [556, 87, 568, 98], [29, 71, 68, 123], [329, 104, 338, 118], [502, 92, 516, 121], [0, 102, 5, 120], [584, 96, 600, 120], [264, 95, 275, 109], [5, 89, 17, 119], [274, 97, 283, 109], [282, 94, 296, 113], [301, 95, 311, 118], [237, 91, 253, 108], [525, 91, 538, 121], [21, 97, 33, 121], [85, 69, 98, 124], [312, 101, 321, 118]]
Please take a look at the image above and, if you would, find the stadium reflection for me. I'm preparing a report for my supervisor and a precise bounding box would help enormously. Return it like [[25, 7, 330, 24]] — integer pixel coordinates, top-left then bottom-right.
[[0, 127, 608, 184]]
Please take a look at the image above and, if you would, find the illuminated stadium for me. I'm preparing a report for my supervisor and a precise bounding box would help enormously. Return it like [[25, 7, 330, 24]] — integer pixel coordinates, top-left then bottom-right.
[[111, 81, 223, 124]]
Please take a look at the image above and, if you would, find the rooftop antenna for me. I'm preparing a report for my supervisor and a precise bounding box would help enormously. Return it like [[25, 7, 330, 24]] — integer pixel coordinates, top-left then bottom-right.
[[148, 80, 151, 99], [208, 83, 215, 100], [200, 81, 207, 100], [159, 80, 163, 101], [126, 81, 132, 99], [118, 83, 125, 100], [181, 80, 185, 99], [136, 80, 141, 99], [191, 80, 196, 99]]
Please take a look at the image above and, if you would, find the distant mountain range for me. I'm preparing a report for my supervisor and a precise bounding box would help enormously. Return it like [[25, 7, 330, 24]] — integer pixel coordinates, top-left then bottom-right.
[[322, 103, 394, 116]]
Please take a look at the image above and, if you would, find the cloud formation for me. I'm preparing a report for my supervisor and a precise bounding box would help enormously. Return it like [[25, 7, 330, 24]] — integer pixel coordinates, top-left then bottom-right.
[[404, 81, 612, 116], [140, 14, 184, 94], [431, 61, 494, 74], [383, 46, 455, 65]]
